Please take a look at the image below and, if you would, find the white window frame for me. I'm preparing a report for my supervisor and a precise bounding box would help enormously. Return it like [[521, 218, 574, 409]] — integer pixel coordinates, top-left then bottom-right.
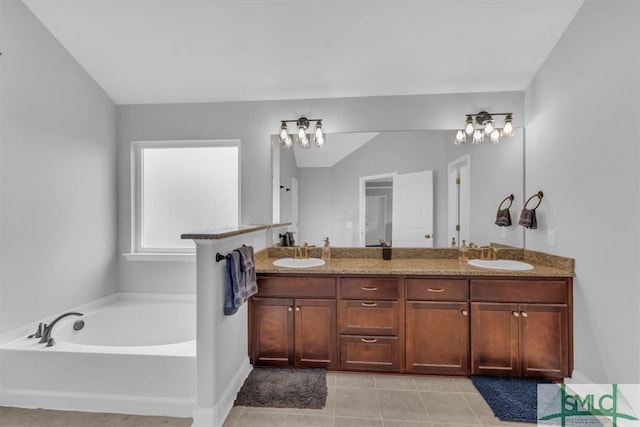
[[125, 139, 241, 261]]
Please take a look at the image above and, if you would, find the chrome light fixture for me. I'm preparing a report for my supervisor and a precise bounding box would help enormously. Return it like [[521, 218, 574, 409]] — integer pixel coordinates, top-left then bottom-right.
[[278, 117, 326, 149], [454, 111, 515, 145]]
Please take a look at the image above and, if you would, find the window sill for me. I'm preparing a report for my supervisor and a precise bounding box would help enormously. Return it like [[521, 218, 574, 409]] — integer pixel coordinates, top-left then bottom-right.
[[123, 253, 196, 262]]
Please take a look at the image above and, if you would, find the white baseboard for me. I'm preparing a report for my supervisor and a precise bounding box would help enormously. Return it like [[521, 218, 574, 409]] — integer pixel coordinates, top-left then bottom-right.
[[191, 358, 252, 427], [565, 369, 593, 385], [0, 386, 194, 418]]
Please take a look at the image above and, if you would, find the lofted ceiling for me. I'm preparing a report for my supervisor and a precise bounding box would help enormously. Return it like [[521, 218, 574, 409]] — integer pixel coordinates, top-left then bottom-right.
[[22, 0, 584, 105]]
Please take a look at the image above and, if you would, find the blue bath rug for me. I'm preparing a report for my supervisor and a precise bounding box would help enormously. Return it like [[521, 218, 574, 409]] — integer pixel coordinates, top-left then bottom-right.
[[470, 375, 553, 423]]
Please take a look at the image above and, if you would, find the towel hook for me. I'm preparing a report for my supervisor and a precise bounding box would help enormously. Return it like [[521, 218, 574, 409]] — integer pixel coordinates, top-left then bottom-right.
[[498, 194, 514, 211], [524, 191, 544, 210]]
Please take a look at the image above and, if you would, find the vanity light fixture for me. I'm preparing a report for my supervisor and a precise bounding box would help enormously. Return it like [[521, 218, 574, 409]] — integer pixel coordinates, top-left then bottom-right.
[[455, 111, 515, 145], [278, 117, 326, 149]]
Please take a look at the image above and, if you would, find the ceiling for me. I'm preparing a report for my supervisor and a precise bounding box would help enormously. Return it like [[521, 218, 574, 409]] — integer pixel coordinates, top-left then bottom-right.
[[23, 0, 585, 105]]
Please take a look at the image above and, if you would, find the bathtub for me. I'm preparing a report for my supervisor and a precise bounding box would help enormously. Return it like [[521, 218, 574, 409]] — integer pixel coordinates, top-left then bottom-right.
[[0, 293, 196, 417]]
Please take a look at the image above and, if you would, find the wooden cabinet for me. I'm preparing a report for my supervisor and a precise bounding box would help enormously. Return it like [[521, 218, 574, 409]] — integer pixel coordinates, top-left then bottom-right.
[[251, 273, 573, 379], [250, 276, 337, 369], [470, 279, 571, 379], [405, 278, 470, 375], [338, 277, 402, 372]]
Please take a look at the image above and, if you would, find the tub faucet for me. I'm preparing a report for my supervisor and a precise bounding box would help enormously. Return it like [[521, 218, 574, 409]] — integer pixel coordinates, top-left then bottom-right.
[[35, 312, 84, 347]]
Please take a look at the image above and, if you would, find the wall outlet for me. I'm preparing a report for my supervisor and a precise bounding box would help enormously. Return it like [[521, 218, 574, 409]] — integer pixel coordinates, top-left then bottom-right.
[[346, 221, 353, 229], [547, 230, 556, 246]]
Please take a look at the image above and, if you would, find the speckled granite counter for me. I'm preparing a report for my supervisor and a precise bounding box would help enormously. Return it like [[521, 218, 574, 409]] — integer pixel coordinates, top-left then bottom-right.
[[255, 247, 574, 277]]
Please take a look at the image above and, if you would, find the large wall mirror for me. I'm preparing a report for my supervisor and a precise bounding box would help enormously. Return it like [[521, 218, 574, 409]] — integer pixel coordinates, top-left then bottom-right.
[[272, 130, 524, 248]]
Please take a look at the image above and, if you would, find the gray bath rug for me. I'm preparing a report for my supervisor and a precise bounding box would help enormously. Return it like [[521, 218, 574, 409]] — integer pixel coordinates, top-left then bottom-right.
[[234, 367, 327, 409]]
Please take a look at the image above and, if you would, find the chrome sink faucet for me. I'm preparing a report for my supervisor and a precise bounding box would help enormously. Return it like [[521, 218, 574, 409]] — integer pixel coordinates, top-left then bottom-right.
[[28, 312, 84, 347]]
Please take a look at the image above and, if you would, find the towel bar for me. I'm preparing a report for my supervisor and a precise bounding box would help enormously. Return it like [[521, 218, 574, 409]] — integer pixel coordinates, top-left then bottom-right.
[[524, 191, 544, 210], [215, 244, 248, 262]]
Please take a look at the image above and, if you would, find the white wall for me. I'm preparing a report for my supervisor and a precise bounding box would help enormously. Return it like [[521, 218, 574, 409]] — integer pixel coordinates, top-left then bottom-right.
[[525, 0, 640, 383], [0, 0, 118, 334], [118, 92, 523, 292]]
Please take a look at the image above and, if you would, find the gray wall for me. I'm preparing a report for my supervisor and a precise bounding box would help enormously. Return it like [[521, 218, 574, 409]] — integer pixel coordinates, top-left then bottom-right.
[[118, 92, 523, 292], [525, 0, 640, 383], [0, 0, 117, 334]]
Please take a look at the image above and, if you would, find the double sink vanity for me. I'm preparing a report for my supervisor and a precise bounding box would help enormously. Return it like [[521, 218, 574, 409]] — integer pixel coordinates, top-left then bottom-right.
[[250, 246, 574, 380]]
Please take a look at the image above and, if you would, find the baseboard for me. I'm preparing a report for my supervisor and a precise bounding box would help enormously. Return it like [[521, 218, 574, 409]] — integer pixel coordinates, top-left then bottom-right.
[[0, 386, 194, 418], [565, 369, 593, 385]]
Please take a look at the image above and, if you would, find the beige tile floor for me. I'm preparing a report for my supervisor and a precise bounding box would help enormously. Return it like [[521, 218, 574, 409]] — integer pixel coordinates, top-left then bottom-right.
[[224, 373, 528, 427], [1, 373, 526, 427]]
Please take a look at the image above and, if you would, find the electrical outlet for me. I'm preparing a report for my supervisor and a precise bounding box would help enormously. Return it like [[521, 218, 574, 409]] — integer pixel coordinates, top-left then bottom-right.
[[547, 230, 556, 246], [346, 221, 353, 229]]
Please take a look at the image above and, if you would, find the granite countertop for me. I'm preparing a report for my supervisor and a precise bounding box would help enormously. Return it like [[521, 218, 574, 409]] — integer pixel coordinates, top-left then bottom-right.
[[255, 247, 574, 278]]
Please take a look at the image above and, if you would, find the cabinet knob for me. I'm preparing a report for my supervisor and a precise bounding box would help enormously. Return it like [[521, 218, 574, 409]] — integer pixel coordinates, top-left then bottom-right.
[[295, 306, 301, 312], [512, 311, 520, 317], [288, 306, 293, 312], [361, 302, 378, 307], [425, 234, 432, 239], [360, 338, 378, 343], [521, 311, 528, 318], [461, 310, 468, 316]]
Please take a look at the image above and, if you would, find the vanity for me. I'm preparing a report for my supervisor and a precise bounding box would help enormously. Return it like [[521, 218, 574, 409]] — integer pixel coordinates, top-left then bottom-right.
[[250, 247, 574, 380]]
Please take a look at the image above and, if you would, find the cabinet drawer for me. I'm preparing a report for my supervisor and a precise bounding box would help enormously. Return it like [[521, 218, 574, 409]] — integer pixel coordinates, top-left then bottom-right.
[[339, 300, 399, 335], [256, 276, 336, 298], [340, 335, 400, 372], [406, 278, 468, 301], [340, 278, 399, 300], [470, 279, 568, 304]]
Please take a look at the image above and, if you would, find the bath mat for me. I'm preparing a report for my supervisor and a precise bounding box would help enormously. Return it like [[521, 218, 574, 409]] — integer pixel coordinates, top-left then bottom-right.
[[235, 367, 327, 409], [471, 375, 553, 423]]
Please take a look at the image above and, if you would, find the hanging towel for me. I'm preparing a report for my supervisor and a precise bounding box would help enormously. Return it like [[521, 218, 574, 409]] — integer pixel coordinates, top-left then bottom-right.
[[236, 246, 258, 302], [495, 208, 512, 227], [224, 251, 243, 316], [518, 208, 538, 229]]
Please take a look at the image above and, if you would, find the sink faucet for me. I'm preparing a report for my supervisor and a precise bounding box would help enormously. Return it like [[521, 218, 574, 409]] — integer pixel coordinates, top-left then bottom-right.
[[30, 312, 84, 347], [480, 246, 498, 260]]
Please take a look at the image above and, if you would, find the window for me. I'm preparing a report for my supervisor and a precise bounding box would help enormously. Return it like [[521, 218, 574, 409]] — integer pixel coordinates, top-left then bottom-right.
[[130, 140, 240, 256]]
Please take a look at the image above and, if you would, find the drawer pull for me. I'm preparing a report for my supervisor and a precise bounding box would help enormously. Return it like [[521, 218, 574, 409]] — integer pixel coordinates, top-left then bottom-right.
[[512, 311, 520, 317], [427, 288, 445, 293], [461, 310, 468, 316], [521, 311, 528, 318], [360, 338, 378, 343], [361, 286, 378, 291], [361, 302, 378, 307]]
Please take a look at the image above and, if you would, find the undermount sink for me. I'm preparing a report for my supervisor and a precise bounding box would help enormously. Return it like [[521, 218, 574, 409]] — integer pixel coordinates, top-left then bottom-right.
[[468, 259, 534, 271], [272, 258, 326, 269]]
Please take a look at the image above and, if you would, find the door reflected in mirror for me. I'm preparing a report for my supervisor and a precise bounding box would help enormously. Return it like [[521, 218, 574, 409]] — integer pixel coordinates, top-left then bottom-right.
[[272, 130, 524, 248]]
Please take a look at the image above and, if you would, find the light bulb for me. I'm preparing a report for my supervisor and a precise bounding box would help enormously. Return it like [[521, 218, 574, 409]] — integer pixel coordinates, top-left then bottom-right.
[[503, 115, 514, 137], [490, 128, 501, 143], [465, 115, 474, 136], [315, 121, 325, 147], [279, 122, 289, 144], [484, 120, 494, 135], [472, 129, 483, 144], [299, 133, 310, 148], [283, 134, 293, 148], [298, 126, 306, 140], [455, 130, 466, 144]]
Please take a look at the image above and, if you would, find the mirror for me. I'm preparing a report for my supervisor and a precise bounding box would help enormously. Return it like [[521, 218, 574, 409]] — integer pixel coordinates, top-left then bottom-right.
[[273, 130, 524, 248]]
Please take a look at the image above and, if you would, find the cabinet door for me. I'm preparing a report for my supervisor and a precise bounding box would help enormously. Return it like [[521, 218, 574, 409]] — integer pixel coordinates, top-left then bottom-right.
[[295, 299, 337, 369], [471, 302, 519, 376], [251, 298, 294, 366], [519, 304, 568, 379], [406, 301, 469, 375]]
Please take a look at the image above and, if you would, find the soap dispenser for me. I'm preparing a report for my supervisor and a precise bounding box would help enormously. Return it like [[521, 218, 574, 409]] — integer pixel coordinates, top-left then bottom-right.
[[322, 237, 331, 261]]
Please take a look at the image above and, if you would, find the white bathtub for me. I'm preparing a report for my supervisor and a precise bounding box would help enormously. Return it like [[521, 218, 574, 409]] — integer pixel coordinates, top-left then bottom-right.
[[0, 293, 196, 417]]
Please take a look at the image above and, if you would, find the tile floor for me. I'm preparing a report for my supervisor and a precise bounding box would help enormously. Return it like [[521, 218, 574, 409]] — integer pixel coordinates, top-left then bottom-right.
[[1, 373, 526, 427], [224, 372, 528, 427]]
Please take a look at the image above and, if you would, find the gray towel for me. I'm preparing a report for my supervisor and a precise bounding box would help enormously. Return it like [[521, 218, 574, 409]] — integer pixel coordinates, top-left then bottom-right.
[[495, 208, 512, 227], [224, 251, 243, 315], [235, 246, 258, 303], [518, 208, 538, 229]]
